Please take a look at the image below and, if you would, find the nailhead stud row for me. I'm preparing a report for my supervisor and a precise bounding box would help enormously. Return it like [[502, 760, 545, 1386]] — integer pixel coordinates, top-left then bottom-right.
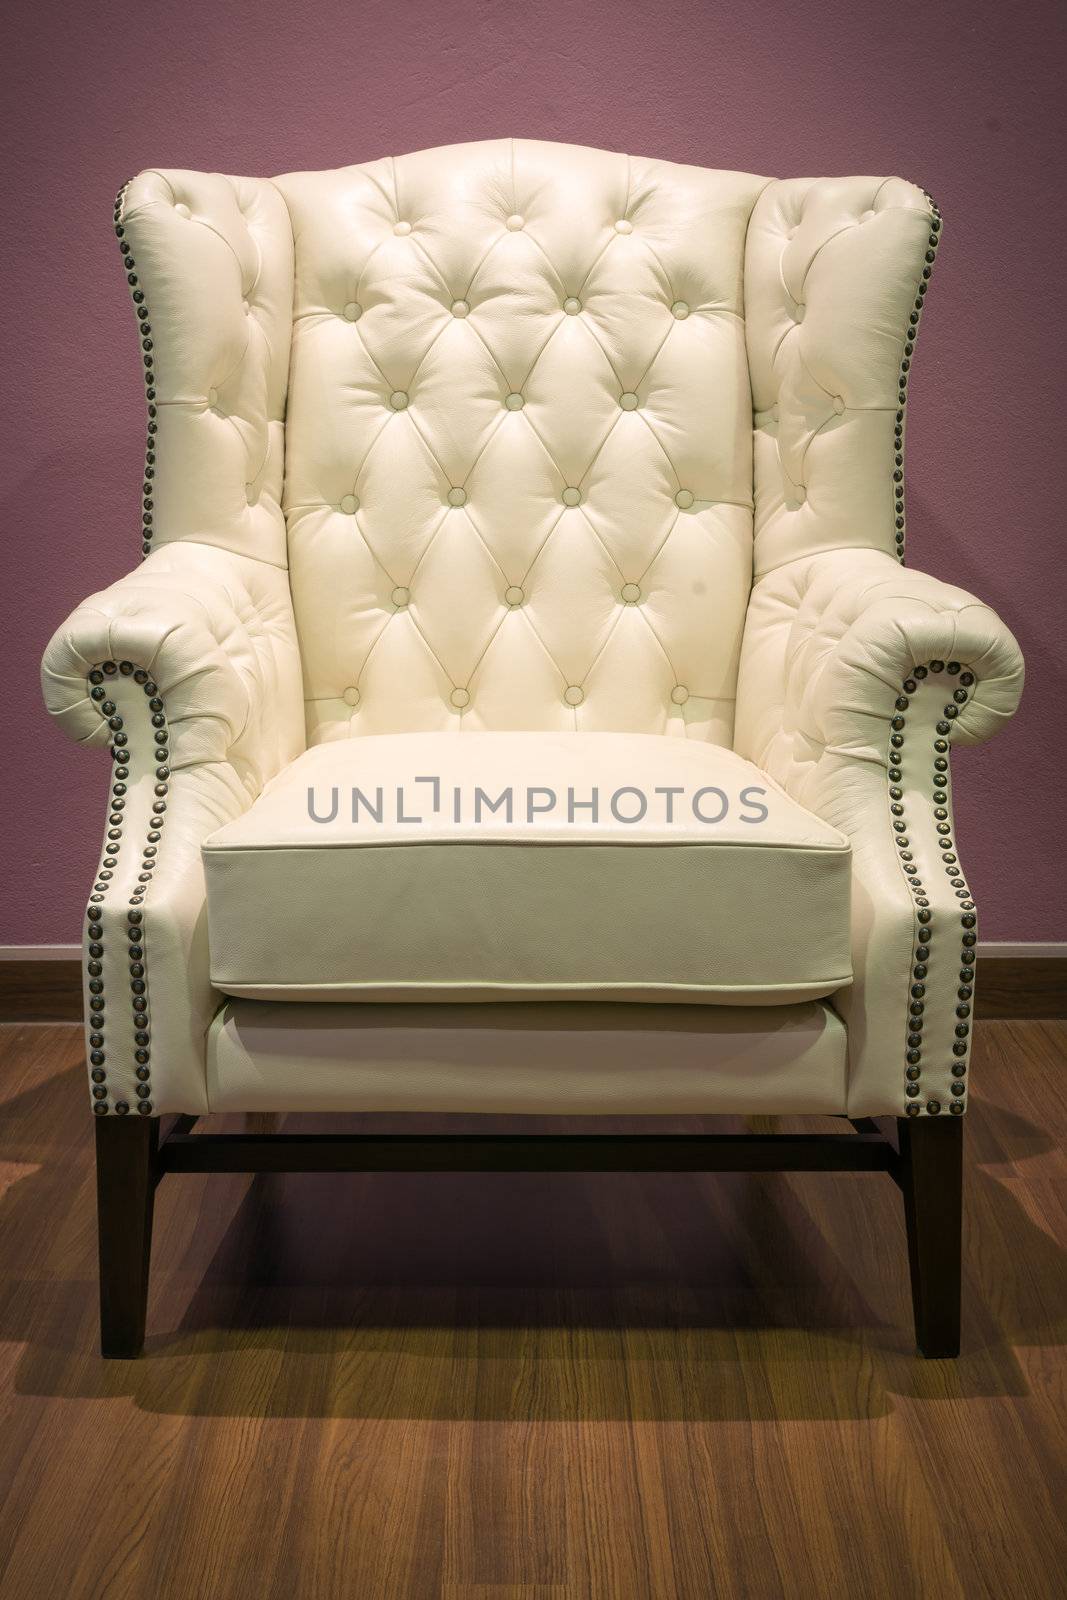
[[889, 659, 977, 1116], [114, 182, 158, 559], [85, 660, 170, 1116], [893, 193, 942, 563]]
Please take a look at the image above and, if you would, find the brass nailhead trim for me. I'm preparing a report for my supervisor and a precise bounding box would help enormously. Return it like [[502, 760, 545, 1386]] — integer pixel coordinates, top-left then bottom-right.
[[893, 193, 941, 564], [85, 661, 168, 1115], [114, 181, 157, 559], [890, 660, 976, 1116]]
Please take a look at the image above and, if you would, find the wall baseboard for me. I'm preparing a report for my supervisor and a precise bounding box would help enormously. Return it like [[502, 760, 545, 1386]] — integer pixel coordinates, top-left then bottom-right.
[[0, 947, 1064, 1024]]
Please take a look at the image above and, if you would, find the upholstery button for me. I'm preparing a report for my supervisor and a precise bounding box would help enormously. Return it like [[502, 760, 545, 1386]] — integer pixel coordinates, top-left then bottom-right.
[[614, 219, 632, 234], [394, 221, 411, 235], [245, 484, 257, 505], [794, 301, 805, 321], [621, 583, 641, 603], [506, 213, 525, 231], [505, 585, 524, 606], [671, 301, 690, 319], [832, 395, 845, 414], [343, 301, 362, 321], [450, 687, 470, 709], [563, 296, 582, 314], [242, 299, 251, 314], [342, 686, 360, 707], [340, 494, 358, 514], [391, 586, 410, 607], [675, 489, 694, 509], [447, 487, 467, 507], [389, 391, 409, 410], [451, 299, 470, 317], [505, 392, 525, 410], [175, 203, 191, 219], [860, 209, 876, 223], [562, 486, 582, 506], [564, 685, 584, 706], [619, 392, 639, 410], [207, 387, 219, 407], [671, 685, 690, 705]]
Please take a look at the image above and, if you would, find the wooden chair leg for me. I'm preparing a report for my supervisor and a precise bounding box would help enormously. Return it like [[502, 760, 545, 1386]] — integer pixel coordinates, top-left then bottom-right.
[[95, 1115, 158, 1358], [897, 1114, 963, 1357]]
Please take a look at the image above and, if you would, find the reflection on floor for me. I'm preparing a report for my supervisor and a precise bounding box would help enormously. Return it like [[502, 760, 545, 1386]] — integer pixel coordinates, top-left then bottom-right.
[[0, 1020, 1064, 1598]]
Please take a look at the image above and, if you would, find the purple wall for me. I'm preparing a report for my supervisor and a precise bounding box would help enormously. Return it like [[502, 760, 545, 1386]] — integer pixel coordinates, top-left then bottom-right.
[[3, 0, 1064, 943]]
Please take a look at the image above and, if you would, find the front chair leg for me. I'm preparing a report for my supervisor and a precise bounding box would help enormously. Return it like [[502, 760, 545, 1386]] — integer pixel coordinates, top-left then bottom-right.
[[95, 1115, 159, 1358], [897, 1114, 963, 1357]]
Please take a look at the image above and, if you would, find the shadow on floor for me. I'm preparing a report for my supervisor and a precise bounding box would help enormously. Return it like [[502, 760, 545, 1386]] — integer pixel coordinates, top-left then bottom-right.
[[1, 1040, 1064, 1424]]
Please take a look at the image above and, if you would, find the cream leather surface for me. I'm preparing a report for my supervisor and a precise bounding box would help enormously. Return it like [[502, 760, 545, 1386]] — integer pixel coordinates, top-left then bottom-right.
[[202, 732, 852, 1003], [39, 140, 1025, 1119], [114, 170, 294, 565], [274, 145, 765, 745], [735, 547, 1023, 1115], [41, 541, 305, 1115], [746, 177, 941, 574], [208, 1000, 847, 1115]]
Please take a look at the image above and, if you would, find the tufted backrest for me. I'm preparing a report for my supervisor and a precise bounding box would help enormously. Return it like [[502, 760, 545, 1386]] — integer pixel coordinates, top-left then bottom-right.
[[273, 142, 767, 744], [117, 145, 938, 749]]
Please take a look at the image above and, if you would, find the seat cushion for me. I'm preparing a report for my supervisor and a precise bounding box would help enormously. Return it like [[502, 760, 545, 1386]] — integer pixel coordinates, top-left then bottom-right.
[[202, 732, 852, 1003]]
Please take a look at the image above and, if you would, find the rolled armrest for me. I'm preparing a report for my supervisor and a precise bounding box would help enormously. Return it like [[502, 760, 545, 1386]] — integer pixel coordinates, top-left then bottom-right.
[[42, 541, 303, 789], [736, 547, 1023, 1116], [41, 541, 305, 1117]]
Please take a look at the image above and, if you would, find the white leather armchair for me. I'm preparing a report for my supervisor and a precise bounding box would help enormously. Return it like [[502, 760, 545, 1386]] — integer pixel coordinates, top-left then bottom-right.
[[42, 142, 1023, 1358]]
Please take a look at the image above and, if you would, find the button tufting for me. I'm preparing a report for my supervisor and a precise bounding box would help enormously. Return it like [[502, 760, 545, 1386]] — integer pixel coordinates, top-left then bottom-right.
[[832, 395, 845, 414], [675, 489, 694, 509], [621, 583, 641, 603], [619, 391, 639, 410], [391, 586, 410, 608], [505, 392, 525, 410], [506, 213, 525, 231], [207, 387, 219, 407], [389, 391, 409, 410], [343, 302, 362, 321], [447, 487, 467, 507], [614, 219, 632, 234], [451, 299, 470, 317], [393, 220, 411, 235], [505, 585, 524, 606], [340, 494, 358, 514], [175, 203, 191, 219], [671, 685, 690, 705], [564, 685, 585, 706], [671, 301, 690, 319], [245, 483, 257, 505], [450, 688, 470, 709], [562, 486, 582, 506], [563, 297, 582, 314], [860, 209, 876, 223], [242, 299, 250, 314], [342, 686, 360, 707]]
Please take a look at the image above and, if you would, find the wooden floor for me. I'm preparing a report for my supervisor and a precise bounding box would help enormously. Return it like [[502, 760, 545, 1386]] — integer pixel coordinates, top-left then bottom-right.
[[0, 1023, 1064, 1599]]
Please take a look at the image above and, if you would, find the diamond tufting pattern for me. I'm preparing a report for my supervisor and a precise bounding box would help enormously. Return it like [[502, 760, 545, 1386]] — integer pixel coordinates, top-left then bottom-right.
[[274, 142, 766, 745]]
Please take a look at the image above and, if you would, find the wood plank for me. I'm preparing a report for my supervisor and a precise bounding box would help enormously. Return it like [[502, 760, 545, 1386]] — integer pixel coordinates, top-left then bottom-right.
[[0, 1020, 1064, 1597], [156, 1129, 897, 1176]]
